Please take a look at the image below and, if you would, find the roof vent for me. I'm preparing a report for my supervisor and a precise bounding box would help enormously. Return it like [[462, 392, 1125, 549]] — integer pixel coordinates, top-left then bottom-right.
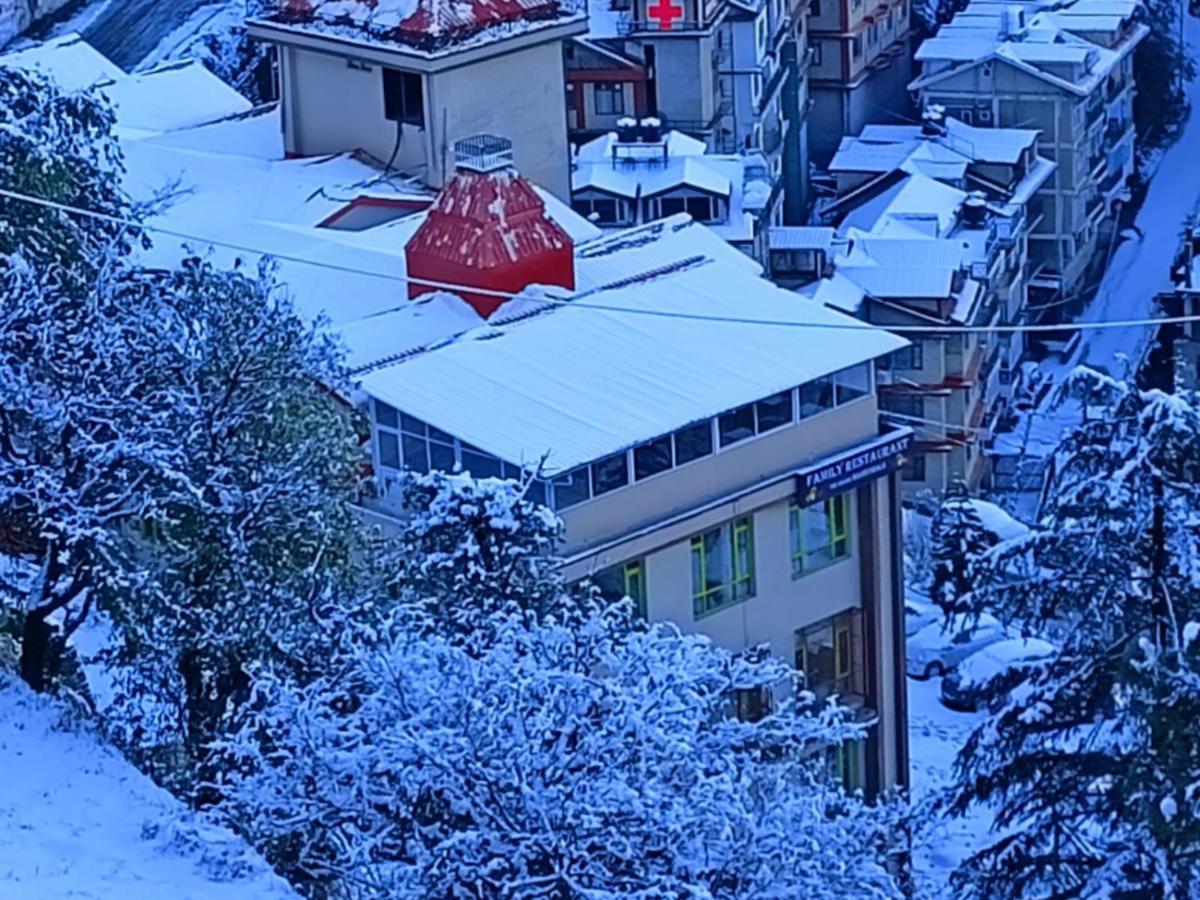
[[454, 134, 514, 174], [921, 104, 946, 137], [962, 191, 988, 228]]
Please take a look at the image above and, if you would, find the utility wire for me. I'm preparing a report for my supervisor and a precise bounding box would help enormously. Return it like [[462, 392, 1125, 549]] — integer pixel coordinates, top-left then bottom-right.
[[1, 186, 1192, 337]]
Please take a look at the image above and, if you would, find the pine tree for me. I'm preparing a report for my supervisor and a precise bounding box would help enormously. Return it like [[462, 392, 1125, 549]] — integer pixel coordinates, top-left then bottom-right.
[[929, 480, 992, 617], [948, 371, 1200, 898], [1133, 0, 1194, 144]]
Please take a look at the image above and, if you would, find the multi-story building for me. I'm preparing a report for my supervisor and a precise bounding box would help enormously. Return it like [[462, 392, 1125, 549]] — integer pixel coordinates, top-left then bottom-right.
[[570, 122, 778, 258], [805, 0, 914, 167], [1154, 224, 1200, 392], [808, 112, 1054, 496], [566, 0, 815, 220], [245, 0, 589, 199], [356, 137, 912, 794], [909, 0, 1146, 311]]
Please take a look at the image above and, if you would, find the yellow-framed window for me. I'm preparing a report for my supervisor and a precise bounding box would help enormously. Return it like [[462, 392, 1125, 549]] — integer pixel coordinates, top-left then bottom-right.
[[691, 517, 755, 617], [789, 494, 852, 577], [835, 622, 852, 680], [622, 560, 647, 619]]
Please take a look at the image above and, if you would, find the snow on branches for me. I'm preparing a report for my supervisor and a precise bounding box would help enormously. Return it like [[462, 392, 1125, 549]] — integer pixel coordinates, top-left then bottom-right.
[[217, 606, 904, 899]]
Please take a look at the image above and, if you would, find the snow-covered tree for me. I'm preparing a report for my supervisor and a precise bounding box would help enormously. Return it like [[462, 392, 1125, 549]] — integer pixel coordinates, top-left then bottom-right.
[[0, 65, 133, 287], [928, 481, 1029, 618], [948, 371, 1200, 898], [1133, 0, 1194, 144], [93, 258, 370, 789], [387, 471, 590, 639], [218, 605, 905, 898]]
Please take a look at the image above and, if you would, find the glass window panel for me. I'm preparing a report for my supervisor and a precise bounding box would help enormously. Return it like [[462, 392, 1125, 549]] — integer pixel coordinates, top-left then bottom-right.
[[674, 421, 713, 464], [755, 391, 794, 433], [377, 431, 400, 469], [634, 436, 673, 480], [591, 452, 629, 496], [660, 197, 686, 218], [400, 413, 427, 435], [799, 377, 834, 418], [835, 363, 870, 404], [526, 480, 548, 506], [374, 400, 398, 428], [429, 441, 456, 473], [718, 404, 756, 447], [428, 425, 455, 443], [461, 448, 502, 479], [401, 433, 429, 473], [552, 467, 590, 509]]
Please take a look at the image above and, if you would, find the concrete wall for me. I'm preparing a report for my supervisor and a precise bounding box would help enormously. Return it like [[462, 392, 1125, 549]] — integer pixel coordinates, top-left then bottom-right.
[[280, 41, 573, 199]]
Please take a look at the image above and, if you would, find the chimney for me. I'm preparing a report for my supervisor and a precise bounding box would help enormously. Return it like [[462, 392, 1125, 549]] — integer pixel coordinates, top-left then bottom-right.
[[962, 191, 988, 228], [405, 135, 575, 318], [921, 104, 946, 137]]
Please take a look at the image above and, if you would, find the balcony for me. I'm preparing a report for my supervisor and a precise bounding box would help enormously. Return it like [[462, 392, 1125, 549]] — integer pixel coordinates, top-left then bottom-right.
[[762, 120, 784, 154], [1105, 118, 1131, 148], [1085, 97, 1104, 126], [757, 57, 788, 113]]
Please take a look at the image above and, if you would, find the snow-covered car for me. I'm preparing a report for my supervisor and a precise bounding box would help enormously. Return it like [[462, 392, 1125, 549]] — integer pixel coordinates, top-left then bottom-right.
[[906, 612, 1007, 681], [939, 637, 1056, 712], [905, 592, 941, 638]]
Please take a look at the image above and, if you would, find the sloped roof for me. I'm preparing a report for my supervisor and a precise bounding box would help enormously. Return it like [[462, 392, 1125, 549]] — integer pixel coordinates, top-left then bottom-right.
[[361, 218, 906, 474]]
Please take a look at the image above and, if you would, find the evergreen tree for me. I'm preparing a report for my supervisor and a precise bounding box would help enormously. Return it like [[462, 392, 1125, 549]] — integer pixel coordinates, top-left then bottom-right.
[[929, 480, 992, 617], [387, 471, 590, 639], [948, 371, 1200, 898], [1133, 0, 1194, 143]]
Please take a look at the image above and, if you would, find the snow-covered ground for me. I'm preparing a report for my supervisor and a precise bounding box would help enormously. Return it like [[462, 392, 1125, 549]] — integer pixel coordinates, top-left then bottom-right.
[[0, 675, 296, 900], [909, 675, 992, 893]]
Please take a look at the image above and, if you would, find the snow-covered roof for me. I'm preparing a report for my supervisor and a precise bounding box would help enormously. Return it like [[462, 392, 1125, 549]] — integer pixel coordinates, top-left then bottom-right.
[[0, 32, 123, 90], [838, 171, 967, 237], [912, 0, 1148, 96], [572, 130, 768, 242], [249, 0, 587, 58], [769, 226, 837, 252], [359, 216, 906, 474]]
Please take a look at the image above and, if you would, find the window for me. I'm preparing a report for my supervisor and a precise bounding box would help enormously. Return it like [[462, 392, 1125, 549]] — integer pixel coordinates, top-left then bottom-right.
[[799, 375, 834, 418], [795, 610, 862, 701], [377, 431, 400, 469], [691, 517, 755, 617], [591, 452, 629, 496], [790, 494, 851, 577], [393, 412, 456, 474], [594, 82, 625, 116], [382, 68, 424, 126], [572, 196, 625, 225], [850, 35, 863, 60], [719, 404, 756, 446], [901, 452, 926, 482], [657, 194, 719, 223], [552, 466, 591, 509], [755, 390, 794, 432], [811, 0, 821, 16], [868, 22, 877, 45], [674, 420, 714, 465], [890, 343, 924, 370], [835, 363, 870, 404], [882, 393, 924, 420], [733, 686, 770, 722], [830, 741, 864, 792], [594, 559, 647, 618], [809, 38, 823, 66], [634, 435, 673, 480]]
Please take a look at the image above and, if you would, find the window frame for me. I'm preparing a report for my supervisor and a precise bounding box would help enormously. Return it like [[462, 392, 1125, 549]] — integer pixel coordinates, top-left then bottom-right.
[[789, 493, 852, 578], [593, 81, 626, 116], [382, 68, 424, 126], [691, 516, 756, 618]]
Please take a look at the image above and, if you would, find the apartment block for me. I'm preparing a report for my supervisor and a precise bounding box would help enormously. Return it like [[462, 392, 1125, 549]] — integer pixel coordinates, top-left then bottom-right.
[[805, 0, 915, 167], [909, 0, 1146, 310], [808, 112, 1053, 496], [567, 0, 815, 219], [354, 139, 912, 794], [245, 0, 588, 199]]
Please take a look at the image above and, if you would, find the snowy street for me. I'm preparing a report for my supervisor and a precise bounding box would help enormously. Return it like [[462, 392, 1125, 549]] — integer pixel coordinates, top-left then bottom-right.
[[1074, 9, 1200, 376]]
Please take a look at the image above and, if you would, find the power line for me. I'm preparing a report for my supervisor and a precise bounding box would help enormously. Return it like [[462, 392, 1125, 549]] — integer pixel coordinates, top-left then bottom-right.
[[1, 186, 1193, 337]]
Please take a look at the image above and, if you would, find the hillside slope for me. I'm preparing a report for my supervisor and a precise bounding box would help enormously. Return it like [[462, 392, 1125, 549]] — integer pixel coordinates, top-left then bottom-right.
[[0, 675, 296, 900]]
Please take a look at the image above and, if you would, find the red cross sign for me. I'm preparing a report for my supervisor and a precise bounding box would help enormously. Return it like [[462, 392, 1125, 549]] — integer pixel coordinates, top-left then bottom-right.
[[647, 0, 684, 29]]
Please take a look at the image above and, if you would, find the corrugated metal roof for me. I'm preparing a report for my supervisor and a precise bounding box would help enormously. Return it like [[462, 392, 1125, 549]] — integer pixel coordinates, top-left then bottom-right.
[[768, 226, 836, 251], [361, 218, 905, 473]]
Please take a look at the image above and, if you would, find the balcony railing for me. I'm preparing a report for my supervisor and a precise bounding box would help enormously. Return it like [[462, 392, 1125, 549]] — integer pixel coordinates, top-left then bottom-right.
[[618, 16, 708, 33]]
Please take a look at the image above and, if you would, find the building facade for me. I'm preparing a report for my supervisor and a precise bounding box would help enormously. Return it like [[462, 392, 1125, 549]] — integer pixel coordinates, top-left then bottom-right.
[[567, 0, 815, 219], [909, 0, 1145, 311], [356, 142, 912, 794], [246, 0, 588, 198], [805, 0, 915, 167]]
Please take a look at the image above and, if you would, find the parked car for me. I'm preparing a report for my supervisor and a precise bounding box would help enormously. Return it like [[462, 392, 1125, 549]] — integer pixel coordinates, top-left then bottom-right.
[[907, 612, 1007, 681], [905, 592, 940, 638], [939, 637, 1056, 712]]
